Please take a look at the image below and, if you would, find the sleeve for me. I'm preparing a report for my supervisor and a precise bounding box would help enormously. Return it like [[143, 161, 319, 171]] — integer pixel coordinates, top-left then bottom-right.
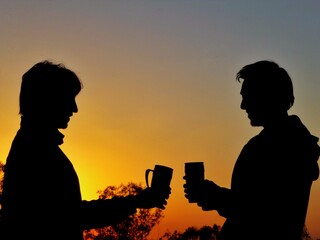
[[216, 187, 233, 218], [80, 196, 137, 230]]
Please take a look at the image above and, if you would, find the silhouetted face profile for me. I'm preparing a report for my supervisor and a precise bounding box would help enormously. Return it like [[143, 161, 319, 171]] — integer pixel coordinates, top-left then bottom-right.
[[19, 60, 82, 129], [240, 80, 271, 126], [49, 90, 78, 129], [237, 60, 294, 127]]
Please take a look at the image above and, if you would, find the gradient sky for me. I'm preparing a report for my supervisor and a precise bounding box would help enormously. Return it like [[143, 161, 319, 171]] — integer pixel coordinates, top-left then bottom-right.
[[1, 1, 320, 239]]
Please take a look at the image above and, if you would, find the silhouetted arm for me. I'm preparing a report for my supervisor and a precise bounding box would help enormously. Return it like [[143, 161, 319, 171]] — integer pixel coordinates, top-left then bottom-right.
[[80, 196, 137, 230], [215, 187, 233, 217], [80, 187, 170, 230]]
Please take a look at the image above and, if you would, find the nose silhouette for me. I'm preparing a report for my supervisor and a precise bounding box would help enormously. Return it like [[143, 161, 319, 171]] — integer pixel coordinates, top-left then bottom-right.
[[70, 98, 78, 114]]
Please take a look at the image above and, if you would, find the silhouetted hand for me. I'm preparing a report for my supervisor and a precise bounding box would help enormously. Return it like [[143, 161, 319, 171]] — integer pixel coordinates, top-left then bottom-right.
[[197, 180, 222, 211], [184, 179, 221, 211], [134, 187, 171, 210], [183, 175, 204, 203]]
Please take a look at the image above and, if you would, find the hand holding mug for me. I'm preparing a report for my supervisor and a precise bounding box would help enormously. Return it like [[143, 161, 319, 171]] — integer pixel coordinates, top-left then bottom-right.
[[136, 165, 173, 209], [135, 187, 171, 209], [196, 179, 223, 211]]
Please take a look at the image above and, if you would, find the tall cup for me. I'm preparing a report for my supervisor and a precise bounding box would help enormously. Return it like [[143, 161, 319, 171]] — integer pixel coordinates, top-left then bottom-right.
[[184, 162, 205, 203], [145, 165, 173, 192]]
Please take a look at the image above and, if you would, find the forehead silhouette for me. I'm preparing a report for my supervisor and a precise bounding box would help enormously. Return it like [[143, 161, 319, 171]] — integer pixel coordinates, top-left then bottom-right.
[[19, 60, 82, 115], [237, 60, 294, 110]]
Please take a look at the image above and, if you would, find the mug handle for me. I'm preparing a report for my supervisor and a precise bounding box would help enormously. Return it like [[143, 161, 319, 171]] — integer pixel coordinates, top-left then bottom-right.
[[145, 169, 153, 188]]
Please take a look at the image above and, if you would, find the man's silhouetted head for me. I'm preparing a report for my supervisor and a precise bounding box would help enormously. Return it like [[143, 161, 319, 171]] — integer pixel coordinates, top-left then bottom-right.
[[237, 60, 294, 127], [19, 60, 82, 129]]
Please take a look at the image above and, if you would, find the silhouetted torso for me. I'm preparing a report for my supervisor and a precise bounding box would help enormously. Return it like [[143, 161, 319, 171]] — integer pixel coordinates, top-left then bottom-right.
[[1, 120, 83, 240], [1, 119, 137, 240], [218, 115, 319, 240]]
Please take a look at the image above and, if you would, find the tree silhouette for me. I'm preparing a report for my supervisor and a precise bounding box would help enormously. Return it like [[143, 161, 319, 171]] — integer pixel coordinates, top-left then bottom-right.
[[199, 226, 215, 240], [182, 226, 199, 240], [302, 225, 313, 240], [84, 182, 163, 240], [160, 230, 184, 240], [160, 224, 317, 240], [160, 224, 221, 240]]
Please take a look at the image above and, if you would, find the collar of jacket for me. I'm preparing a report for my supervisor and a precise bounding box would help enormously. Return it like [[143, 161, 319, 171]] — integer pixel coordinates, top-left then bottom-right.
[[19, 116, 65, 145]]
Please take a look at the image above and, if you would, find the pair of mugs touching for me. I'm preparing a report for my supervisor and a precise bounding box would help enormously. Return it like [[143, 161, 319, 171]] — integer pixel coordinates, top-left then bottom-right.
[[146, 162, 204, 203]]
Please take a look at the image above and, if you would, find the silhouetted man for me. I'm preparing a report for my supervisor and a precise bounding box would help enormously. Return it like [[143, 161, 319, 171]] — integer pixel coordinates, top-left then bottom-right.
[[1, 60, 170, 240], [184, 60, 319, 240]]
